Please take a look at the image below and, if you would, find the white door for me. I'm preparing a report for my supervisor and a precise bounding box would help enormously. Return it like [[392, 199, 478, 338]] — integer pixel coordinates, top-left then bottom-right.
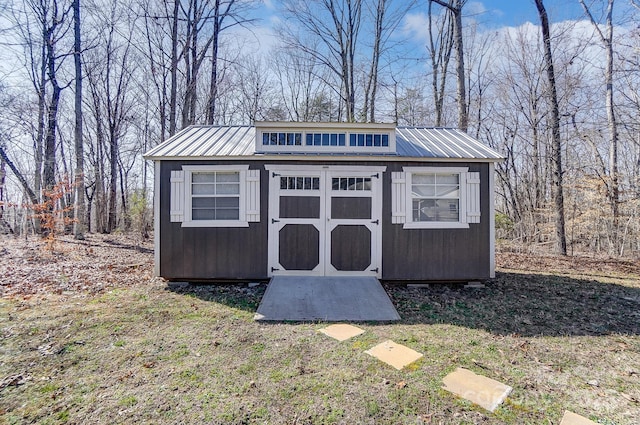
[[266, 166, 384, 277]]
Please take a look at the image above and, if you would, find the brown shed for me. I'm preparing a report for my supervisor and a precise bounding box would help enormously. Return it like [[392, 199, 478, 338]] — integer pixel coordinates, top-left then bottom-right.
[[144, 122, 503, 282]]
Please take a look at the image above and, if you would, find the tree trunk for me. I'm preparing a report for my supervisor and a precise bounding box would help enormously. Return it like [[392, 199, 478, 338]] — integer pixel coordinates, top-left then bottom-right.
[[579, 0, 618, 253], [206, 1, 220, 125], [535, 0, 567, 255], [169, 0, 179, 135], [73, 0, 86, 239]]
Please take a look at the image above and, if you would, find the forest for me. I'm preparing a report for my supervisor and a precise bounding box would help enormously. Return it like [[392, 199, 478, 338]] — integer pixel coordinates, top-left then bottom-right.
[[0, 0, 638, 257]]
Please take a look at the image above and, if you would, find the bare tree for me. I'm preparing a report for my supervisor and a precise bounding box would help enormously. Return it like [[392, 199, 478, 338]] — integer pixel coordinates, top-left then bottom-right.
[[427, 0, 453, 126], [430, 0, 468, 131], [72, 0, 85, 239], [534, 0, 567, 255], [579, 0, 619, 251]]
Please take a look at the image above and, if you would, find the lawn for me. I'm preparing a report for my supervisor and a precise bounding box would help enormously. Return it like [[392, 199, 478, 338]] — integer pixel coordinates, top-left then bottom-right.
[[1, 234, 639, 424]]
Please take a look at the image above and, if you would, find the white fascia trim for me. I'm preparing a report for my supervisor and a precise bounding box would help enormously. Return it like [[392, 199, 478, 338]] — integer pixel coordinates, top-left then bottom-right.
[[153, 161, 161, 277], [265, 164, 387, 173], [145, 155, 503, 163]]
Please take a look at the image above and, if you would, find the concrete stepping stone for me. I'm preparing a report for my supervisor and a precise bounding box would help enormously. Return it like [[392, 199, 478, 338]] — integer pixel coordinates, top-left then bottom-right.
[[364, 340, 423, 370], [442, 367, 512, 412], [560, 411, 598, 425], [318, 324, 365, 341]]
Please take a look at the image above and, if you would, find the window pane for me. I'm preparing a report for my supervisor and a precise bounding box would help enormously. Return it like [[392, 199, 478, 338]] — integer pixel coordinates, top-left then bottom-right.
[[357, 134, 364, 146], [314, 134, 321, 145], [322, 133, 330, 145], [270, 133, 278, 145], [216, 172, 239, 183], [374, 134, 381, 146], [339, 134, 346, 146], [413, 199, 459, 222], [294, 133, 302, 145], [412, 185, 435, 197], [434, 185, 459, 198], [262, 133, 269, 145], [217, 183, 240, 195], [412, 174, 435, 184], [304, 177, 312, 189], [192, 184, 216, 195], [192, 173, 216, 183], [306, 134, 313, 145], [382, 134, 389, 146], [192, 197, 217, 208], [280, 177, 287, 190], [312, 177, 320, 190], [192, 209, 216, 220], [349, 134, 356, 146], [437, 174, 459, 184], [330, 134, 338, 146], [216, 209, 240, 220], [216, 197, 239, 208]]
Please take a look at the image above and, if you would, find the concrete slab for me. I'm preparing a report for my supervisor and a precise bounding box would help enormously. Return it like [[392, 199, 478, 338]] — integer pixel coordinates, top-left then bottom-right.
[[318, 324, 365, 341], [442, 367, 512, 412], [560, 411, 598, 425], [255, 276, 400, 321], [365, 340, 423, 370]]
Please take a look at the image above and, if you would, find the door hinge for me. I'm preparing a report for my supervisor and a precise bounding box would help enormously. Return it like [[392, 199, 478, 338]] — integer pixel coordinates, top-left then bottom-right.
[[272, 172, 281, 177], [272, 218, 280, 224], [371, 219, 379, 225], [371, 173, 379, 179], [370, 267, 379, 273], [271, 267, 280, 272]]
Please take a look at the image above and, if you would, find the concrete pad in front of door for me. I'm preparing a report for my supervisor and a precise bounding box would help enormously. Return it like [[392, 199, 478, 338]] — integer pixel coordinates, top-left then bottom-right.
[[442, 367, 513, 412], [254, 276, 400, 321]]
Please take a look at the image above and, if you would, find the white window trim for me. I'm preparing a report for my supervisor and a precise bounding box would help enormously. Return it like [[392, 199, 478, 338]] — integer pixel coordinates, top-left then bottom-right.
[[182, 165, 250, 228], [402, 166, 469, 229]]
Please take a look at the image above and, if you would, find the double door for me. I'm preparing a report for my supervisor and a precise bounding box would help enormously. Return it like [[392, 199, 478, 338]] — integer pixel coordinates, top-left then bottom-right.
[[266, 166, 384, 277]]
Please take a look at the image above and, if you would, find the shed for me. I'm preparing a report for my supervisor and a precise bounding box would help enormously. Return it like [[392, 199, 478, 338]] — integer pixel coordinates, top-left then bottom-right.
[[144, 122, 503, 282]]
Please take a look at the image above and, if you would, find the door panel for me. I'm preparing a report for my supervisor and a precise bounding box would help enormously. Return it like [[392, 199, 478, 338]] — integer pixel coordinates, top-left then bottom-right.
[[330, 225, 372, 271]]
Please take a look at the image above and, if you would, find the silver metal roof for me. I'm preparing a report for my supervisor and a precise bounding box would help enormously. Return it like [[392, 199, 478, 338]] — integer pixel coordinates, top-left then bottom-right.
[[144, 125, 503, 161]]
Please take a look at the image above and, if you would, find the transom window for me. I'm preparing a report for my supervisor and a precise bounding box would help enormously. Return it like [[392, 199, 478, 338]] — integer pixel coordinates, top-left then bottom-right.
[[332, 177, 372, 191], [305, 133, 346, 146], [280, 176, 320, 190], [349, 133, 389, 147], [411, 173, 460, 222], [191, 171, 240, 220], [262, 132, 302, 146]]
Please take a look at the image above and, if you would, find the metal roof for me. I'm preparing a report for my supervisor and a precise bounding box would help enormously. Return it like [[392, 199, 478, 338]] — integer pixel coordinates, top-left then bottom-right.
[[144, 125, 503, 161]]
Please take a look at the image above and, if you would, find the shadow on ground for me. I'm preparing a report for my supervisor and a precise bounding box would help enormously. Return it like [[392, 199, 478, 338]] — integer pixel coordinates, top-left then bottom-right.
[[166, 271, 640, 337], [386, 271, 640, 337]]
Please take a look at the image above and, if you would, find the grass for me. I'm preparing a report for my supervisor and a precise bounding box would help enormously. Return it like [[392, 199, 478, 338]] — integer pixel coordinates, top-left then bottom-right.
[[1, 245, 639, 424]]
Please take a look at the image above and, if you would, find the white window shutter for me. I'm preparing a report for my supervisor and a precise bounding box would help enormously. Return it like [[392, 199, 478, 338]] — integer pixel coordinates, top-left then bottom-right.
[[391, 171, 407, 224], [245, 169, 260, 222], [465, 172, 481, 224], [170, 170, 185, 222]]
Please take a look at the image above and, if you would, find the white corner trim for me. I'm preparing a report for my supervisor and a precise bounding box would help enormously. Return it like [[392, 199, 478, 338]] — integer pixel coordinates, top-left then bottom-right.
[[153, 161, 161, 277], [489, 162, 496, 278]]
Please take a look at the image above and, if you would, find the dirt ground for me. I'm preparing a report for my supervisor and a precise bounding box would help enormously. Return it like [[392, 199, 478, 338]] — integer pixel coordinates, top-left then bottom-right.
[[1, 233, 639, 424]]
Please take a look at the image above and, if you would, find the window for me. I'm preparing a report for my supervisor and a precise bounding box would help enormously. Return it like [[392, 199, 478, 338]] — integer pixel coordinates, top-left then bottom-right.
[[349, 133, 389, 147], [332, 177, 372, 191], [411, 173, 459, 222], [305, 133, 346, 146], [170, 165, 260, 227], [262, 132, 302, 146], [191, 171, 240, 220], [280, 176, 320, 190], [391, 167, 480, 229]]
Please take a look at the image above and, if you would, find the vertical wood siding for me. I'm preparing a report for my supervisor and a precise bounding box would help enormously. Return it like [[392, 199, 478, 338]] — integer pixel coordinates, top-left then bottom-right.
[[158, 160, 492, 281]]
